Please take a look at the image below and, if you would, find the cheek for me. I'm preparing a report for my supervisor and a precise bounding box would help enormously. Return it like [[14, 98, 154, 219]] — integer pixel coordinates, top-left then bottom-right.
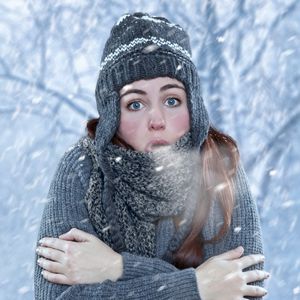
[[118, 112, 144, 140], [169, 110, 190, 131]]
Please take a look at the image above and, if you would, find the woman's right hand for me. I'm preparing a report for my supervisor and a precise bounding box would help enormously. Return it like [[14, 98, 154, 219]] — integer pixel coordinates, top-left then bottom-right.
[[195, 246, 269, 300]]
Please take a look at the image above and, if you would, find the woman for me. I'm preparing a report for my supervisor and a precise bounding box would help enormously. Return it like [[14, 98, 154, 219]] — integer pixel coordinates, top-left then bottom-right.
[[34, 12, 269, 299]]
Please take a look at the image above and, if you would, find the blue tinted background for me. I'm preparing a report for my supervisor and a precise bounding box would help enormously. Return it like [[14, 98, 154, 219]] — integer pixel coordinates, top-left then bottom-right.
[[1, 1, 299, 299]]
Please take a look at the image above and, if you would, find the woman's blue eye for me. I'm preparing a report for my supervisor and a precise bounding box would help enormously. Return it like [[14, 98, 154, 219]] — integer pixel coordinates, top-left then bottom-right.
[[166, 98, 180, 106], [128, 101, 144, 111], [127, 98, 180, 111]]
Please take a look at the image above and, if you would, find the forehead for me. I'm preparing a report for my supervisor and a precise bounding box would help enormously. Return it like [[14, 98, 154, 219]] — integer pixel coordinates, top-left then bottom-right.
[[119, 76, 185, 93]]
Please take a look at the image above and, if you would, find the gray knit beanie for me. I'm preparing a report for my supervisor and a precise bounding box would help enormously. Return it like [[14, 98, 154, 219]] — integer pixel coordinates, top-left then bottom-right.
[[94, 12, 210, 154]]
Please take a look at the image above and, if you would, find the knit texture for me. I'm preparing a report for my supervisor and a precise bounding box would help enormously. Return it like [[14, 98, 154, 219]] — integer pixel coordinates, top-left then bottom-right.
[[93, 12, 211, 254], [34, 138, 264, 299], [34, 11, 264, 300], [81, 131, 201, 260], [34, 141, 201, 300], [94, 12, 210, 151]]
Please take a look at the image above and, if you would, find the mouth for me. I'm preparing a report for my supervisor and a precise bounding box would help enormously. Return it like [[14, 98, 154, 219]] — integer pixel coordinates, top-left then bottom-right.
[[145, 139, 170, 152]]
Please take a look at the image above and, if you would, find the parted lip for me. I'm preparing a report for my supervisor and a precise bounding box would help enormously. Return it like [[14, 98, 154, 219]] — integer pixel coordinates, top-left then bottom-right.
[[145, 138, 169, 152]]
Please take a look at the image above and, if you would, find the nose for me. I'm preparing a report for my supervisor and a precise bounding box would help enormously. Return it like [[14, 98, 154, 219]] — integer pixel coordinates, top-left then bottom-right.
[[148, 108, 166, 130]]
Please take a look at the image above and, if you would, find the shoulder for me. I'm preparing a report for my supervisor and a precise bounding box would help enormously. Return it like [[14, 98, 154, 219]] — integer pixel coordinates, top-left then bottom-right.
[[53, 135, 98, 191], [231, 160, 252, 200]]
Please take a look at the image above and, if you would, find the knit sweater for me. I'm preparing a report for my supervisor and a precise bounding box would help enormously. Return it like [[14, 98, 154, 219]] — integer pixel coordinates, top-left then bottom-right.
[[34, 137, 264, 300]]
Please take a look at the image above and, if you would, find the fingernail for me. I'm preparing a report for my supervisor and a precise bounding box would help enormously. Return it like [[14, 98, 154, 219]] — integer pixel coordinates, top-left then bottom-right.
[[263, 288, 268, 295], [265, 272, 271, 278], [39, 238, 45, 244], [36, 247, 40, 253]]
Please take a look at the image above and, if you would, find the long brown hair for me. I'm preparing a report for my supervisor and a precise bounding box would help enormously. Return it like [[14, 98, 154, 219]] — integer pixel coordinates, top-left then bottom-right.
[[86, 117, 240, 269]]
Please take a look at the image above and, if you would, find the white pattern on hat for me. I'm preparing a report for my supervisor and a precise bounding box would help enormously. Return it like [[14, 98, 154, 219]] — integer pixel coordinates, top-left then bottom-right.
[[100, 36, 192, 71]]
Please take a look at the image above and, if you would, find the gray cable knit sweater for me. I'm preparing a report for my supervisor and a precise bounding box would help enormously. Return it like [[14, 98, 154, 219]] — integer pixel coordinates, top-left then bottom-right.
[[34, 138, 264, 300]]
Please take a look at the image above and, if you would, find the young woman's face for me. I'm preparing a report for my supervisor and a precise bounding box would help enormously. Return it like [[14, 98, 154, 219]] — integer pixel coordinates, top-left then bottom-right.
[[116, 76, 190, 152]]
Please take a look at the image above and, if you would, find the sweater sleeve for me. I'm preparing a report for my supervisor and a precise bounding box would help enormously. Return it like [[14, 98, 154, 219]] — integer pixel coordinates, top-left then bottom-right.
[[56, 270, 200, 300], [34, 143, 201, 300], [202, 160, 265, 300]]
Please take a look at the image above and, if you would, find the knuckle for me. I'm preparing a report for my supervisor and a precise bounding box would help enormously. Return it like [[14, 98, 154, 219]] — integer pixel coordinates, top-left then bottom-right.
[[233, 260, 241, 270], [44, 271, 54, 282], [257, 270, 265, 279], [255, 286, 261, 295], [42, 270, 48, 279], [240, 283, 247, 294], [253, 254, 259, 262], [254, 286, 267, 296], [238, 271, 245, 279], [49, 273, 55, 282], [64, 242, 73, 254], [42, 259, 49, 269], [247, 254, 255, 264], [43, 238, 51, 246], [43, 248, 49, 257], [70, 228, 77, 234], [236, 272, 245, 285], [51, 252, 58, 261], [253, 254, 263, 263], [245, 255, 256, 267], [69, 273, 79, 285], [64, 256, 72, 268]]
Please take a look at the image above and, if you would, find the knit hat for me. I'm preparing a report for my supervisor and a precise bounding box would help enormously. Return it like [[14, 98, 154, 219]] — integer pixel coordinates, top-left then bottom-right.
[[94, 12, 210, 154]]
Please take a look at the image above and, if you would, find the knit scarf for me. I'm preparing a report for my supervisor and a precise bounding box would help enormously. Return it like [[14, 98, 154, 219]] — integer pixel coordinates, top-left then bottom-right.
[[79, 131, 201, 258]]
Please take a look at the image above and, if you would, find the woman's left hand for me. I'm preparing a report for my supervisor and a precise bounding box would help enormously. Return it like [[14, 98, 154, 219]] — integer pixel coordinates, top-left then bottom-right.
[[36, 228, 123, 285]]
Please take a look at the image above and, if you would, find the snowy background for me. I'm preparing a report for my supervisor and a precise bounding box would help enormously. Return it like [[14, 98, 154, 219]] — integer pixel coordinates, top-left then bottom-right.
[[0, 0, 299, 299]]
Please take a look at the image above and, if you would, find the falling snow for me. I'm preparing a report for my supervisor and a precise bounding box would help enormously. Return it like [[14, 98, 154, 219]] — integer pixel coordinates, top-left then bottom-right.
[[101, 225, 111, 233], [78, 155, 86, 161], [234, 226, 242, 234], [155, 165, 164, 172], [157, 285, 167, 291], [142, 43, 160, 54], [1, 1, 299, 300], [115, 156, 122, 163], [294, 286, 300, 295]]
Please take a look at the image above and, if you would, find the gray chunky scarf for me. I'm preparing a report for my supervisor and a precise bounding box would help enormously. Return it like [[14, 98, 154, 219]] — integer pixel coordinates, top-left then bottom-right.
[[79, 131, 201, 259]]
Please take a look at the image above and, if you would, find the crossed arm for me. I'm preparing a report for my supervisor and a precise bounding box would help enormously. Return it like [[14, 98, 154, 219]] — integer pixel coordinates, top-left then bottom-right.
[[34, 148, 200, 299], [34, 147, 266, 299]]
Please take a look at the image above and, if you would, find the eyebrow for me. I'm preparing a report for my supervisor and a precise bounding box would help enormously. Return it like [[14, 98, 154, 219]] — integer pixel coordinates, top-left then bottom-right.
[[120, 83, 185, 98]]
